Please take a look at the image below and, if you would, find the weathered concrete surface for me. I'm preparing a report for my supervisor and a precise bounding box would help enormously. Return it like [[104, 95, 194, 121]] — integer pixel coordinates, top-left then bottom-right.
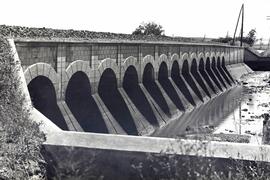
[[8, 39, 62, 133], [42, 143, 270, 180], [45, 131, 270, 162], [226, 63, 253, 80], [15, 39, 251, 135], [244, 48, 270, 71], [30, 108, 62, 133], [43, 131, 270, 179]]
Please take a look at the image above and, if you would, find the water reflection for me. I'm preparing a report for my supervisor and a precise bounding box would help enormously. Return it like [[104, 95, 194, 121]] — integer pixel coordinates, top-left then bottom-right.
[[152, 86, 243, 138], [152, 72, 270, 145]]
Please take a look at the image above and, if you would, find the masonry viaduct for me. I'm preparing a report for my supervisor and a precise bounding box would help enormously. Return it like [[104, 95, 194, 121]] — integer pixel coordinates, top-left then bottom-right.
[[15, 39, 244, 135]]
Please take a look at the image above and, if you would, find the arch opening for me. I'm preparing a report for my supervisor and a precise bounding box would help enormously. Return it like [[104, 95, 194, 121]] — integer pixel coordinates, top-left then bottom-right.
[[171, 61, 196, 106], [211, 58, 227, 88], [191, 59, 211, 98], [28, 76, 68, 130], [158, 62, 185, 111], [222, 57, 235, 82], [206, 58, 223, 91], [123, 66, 159, 126], [143, 63, 171, 116], [65, 71, 108, 133], [98, 68, 138, 135], [182, 60, 204, 102], [217, 57, 232, 86], [199, 58, 216, 93]]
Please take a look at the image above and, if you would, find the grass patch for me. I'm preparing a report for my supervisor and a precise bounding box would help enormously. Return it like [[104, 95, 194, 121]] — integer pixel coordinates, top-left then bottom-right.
[[0, 36, 46, 179]]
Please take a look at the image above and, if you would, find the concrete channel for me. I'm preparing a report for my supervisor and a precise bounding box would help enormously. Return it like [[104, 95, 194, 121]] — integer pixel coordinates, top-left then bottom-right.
[[9, 38, 270, 179]]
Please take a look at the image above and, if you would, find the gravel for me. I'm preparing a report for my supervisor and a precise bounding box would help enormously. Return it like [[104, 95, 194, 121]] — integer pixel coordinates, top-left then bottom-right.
[[0, 24, 221, 44]]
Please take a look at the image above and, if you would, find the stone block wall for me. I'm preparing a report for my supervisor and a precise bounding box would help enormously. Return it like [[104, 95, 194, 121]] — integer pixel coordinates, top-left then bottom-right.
[[141, 45, 155, 58], [97, 45, 118, 61], [66, 44, 91, 67], [121, 45, 139, 60], [16, 43, 57, 70], [16, 40, 244, 99]]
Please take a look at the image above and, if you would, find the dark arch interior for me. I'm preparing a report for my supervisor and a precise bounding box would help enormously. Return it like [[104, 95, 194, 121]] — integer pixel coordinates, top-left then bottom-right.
[[143, 63, 171, 117], [199, 58, 216, 93], [217, 57, 231, 86], [191, 59, 211, 98], [171, 61, 196, 106], [158, 62, 185, 111], [182, 60, 203, 102], [206, 58, 223, 91], [28, 76, 68, 130], [65, 71, 108, 133], [123, 66, 159, 126], [211, 58, 227, 88], [222, 57, 235, 82], [98, 68, 138, 135]]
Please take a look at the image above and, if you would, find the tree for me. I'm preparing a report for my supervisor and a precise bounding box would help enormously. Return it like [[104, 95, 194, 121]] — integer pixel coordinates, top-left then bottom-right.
[[212, 29, 257, 46], [132, 22, 164, 36], [242, 29, 257, 46]]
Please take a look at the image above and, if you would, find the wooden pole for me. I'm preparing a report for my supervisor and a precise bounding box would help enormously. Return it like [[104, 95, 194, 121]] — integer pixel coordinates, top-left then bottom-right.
[[232, 4, 243, 45], [267, 16, 270, 50], [240, 4, 244, 47]]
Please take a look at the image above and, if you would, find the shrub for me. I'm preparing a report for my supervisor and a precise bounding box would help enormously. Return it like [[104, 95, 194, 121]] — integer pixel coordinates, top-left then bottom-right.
[[131, 139, 270, 179], [0, 36, 46, 179]]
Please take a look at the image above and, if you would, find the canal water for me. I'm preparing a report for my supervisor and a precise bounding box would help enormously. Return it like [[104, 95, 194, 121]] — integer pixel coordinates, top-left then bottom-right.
[[152, 72, 270, 145]]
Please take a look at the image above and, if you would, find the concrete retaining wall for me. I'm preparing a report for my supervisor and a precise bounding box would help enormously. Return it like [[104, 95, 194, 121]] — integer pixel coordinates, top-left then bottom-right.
[[43, 131, 270, 179], [13, 39, 251, 136], [244, 48, 270, 71]]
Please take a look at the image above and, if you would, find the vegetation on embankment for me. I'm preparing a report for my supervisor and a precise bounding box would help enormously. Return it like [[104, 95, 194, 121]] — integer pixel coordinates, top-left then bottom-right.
[[0, 24, 217, 44], [0, 36, 46, 179]]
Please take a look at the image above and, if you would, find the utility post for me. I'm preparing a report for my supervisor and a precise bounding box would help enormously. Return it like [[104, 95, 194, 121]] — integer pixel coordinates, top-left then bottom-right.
[[232, 4, 244, 46], [240, 4, 244, 47], [267, 16, 270, 50]]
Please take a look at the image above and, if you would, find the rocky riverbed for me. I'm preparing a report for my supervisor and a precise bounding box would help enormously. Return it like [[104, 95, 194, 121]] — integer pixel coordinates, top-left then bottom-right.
[[153, 71, 270, 145], [214, 71, 270, 144]]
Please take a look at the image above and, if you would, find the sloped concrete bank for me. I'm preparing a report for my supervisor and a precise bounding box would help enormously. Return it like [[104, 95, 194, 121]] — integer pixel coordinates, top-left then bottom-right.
[[226, 63, 253, 80]]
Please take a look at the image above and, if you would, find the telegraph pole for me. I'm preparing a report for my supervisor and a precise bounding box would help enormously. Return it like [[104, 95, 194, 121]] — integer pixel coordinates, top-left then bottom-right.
[[240, 4, 244, 47], [267, 16, 270, 50], [232, 4, 244, 46]]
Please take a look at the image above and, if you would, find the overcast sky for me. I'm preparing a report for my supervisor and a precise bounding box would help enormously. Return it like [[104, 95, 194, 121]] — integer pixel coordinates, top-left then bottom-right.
[[1, 0, 270, 43]]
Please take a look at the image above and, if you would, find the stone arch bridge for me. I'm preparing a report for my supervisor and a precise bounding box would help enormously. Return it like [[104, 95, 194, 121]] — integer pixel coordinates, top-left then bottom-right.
[[15, 39, 244, 135]]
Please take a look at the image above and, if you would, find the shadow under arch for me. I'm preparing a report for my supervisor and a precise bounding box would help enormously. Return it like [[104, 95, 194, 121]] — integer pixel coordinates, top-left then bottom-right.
[[143, 63, 171, 117], [182, 60, 204, 102], [28, 76, 68, 130], [65, 71, 108, 133], [171, 61, 196, 106], [123, 65, 159, 126], [191, 59, 211, 98], [98, 68, 138, 135], [217, 57, 231, 86], [158, 62, 185, 111], [222, 57, 235, 82], [199, 58, 216, 93], [206, 57, 223, 91], [212, 57, 227, 88]]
